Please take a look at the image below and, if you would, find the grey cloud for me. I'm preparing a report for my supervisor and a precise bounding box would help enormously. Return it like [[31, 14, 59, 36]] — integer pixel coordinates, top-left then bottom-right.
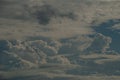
[[59, 33, 112, 54], [0, 34, 114, 70], [0, 0, 94, 39], [28, 40, 58, 56], [111, 23, 120, 32], [0, 46, 37, 70], [0, 39, 65, 70], [0, 0, 13, 7], [86, 33, 112, 53], [34, 4, 57, 25], [0, 40, 12, 52], [32, 4, 77, 25], [47, 55, 70, 64], [0, 0, 31, 20], [27, 36, 62, 50], [1, 0, 120, 78], [59, 35, 93, 54], [0, 51, 25, 70]]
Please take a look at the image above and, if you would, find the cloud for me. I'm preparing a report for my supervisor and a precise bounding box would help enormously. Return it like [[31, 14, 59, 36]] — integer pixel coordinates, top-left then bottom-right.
[[47, 55, 70, 64], [0, 0, 120, 39], [86, 33, 112, 53], [0, 0, 31, 20], [93, 19, 120, 52], [59, 33, 112, 54], [111, 23, 120, 31], [0, 0, 93, 39], [0, 40, 38, 70], [0, 40, 12, 52], [59, 35, 93, 54], [28, 3, 78, 25], [1, 1, 120, 78], [34, 4, 57, 25], [28, 40, 58, 56], [0, 39, 71, 70]]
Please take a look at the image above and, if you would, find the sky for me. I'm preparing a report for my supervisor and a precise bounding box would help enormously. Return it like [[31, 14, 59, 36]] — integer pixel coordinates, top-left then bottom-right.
[[0, 0, 120, 40], [0, 0, 120, 79], [0, 0, 120, 53]]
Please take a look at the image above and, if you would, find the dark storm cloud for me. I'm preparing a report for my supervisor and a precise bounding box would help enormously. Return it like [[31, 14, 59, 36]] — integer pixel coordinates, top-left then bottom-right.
[[33, 4, 77, 25], [35, 4, 57, 25]]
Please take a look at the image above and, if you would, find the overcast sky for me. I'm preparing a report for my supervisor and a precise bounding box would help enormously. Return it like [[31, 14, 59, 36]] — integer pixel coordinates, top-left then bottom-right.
[[0, 0, 120, 39]]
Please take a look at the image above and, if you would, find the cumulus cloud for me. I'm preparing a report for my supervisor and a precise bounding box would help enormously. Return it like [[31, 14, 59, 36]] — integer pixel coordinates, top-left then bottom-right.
[[28, 40, 58, 56], [86, 33, 112, 53], [0, 34, 115, 70], [0, 40, 12, 52], [9, 39, 60, 59], [59, 35, 93, 54], [59, 33, 113, 54], [47, 55, 70, 64]]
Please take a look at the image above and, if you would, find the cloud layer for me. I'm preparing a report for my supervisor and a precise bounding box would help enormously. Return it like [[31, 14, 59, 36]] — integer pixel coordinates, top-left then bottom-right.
[[1, 1, 120, 79]]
